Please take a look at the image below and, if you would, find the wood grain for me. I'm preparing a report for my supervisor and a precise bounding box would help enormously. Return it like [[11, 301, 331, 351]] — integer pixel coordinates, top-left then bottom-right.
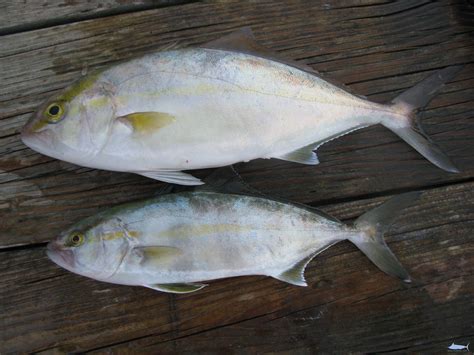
[[0, 0, 195, 35], [0, 0, 473, 352], [1, 182, 472, 353]]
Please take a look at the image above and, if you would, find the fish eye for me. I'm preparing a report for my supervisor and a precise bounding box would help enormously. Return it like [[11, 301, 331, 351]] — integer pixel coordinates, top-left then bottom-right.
[[45, 102, 64, 123], [67, 232, 84, 247], [49, 105, 60, 115]]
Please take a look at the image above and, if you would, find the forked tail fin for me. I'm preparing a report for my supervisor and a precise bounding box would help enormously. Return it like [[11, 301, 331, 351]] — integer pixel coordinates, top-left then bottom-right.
[[349, 192, 421, 282], [382, 66, 463, 173]]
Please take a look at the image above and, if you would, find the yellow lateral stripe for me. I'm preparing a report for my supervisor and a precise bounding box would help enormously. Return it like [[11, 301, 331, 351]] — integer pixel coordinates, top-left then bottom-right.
[[102, 230, 139, 241], [159, 224, 250, 238]]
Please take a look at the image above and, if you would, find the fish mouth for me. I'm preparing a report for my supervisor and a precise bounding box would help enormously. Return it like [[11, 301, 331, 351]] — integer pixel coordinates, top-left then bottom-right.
[[46, 241, 75, 270], [21, 127, 53, 152]]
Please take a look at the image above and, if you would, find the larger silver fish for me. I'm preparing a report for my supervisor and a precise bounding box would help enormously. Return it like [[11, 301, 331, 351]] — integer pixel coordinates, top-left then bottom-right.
[[22, 28, 461, 185], [47, 190, 417, 293]]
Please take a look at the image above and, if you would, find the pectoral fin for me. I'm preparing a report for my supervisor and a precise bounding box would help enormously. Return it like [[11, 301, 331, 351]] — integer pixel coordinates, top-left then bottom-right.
[[276, 144, 320, 165], [116, 112, 175, 134], [144, 283, 207, 294], [136, 170, 204, 185], [133, 246, 183, 268]]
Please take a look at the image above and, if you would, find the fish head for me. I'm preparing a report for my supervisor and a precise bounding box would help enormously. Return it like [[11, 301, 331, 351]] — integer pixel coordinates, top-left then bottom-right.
[[47, 216, 131, 281], [21, 71, 117, 166]]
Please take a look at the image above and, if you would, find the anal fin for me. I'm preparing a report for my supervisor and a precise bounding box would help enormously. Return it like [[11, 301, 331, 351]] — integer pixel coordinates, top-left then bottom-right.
[[275, 267, 307, 286], [144, 283, 207, 294], [276, 143, 319, 165], [273, 243, 340, 286], [276, 125, 371, 166], [273, 254, 317, 286], [137, 170, 204, 185]]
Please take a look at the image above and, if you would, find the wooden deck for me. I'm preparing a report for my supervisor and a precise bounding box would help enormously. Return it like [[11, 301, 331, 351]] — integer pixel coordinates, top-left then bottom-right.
[[1, 0, 473, 353]]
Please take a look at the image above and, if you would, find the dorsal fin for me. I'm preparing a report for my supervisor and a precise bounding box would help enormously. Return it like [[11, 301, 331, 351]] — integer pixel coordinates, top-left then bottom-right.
[[199, 165, 340, 223], [203, 27, 271, 55], [202, 27, 321, 76], [202, 27, 366, 99]]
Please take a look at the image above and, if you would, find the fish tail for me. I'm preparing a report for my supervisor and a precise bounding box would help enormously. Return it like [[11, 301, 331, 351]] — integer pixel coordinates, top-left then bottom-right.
[[348, 191, 421, 282], [381, 65, 463, 173]]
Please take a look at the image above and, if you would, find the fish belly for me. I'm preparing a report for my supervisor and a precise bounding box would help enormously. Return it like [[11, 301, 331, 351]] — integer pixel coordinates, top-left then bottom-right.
[[102, 49, 383, 170]]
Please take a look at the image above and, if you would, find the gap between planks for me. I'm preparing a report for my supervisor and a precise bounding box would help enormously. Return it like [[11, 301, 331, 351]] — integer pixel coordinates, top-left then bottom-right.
[[0, 1, 198, 36]]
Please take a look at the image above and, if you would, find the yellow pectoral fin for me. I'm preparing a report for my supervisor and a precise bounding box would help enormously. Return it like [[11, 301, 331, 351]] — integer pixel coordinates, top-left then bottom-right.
[[134, 246, 183, 268], [117, 112, 175, 134]]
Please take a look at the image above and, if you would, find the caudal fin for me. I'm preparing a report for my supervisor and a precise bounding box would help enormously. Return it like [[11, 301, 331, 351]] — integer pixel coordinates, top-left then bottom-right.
[[383, 66, 463, 173], [349, 192, 421, 282]]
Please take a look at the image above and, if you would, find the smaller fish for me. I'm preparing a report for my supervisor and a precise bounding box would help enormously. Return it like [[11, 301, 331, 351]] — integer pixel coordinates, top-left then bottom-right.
[[47, 184, 419, 294], [448, 342, 470, 351]]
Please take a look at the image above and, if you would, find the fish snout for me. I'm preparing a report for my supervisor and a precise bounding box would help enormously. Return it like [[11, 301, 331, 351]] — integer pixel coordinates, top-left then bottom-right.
[[47, 240, 62, 252], [47, 240, 75, 269], [21, 113, 42, 138], [21, 120, 53, 152]]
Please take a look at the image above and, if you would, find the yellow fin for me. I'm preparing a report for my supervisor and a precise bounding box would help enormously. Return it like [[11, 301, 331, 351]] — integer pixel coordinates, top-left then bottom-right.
[[134, 246, 182, 268], [118, 112, 175, 134]]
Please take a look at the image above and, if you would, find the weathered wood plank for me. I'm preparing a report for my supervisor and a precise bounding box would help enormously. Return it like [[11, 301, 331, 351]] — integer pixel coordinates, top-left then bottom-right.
[[0, 0, 195, 35], [1, 3, 473, 352], [1, 182, 472, 353], [1, 1, 473, 353], [0, 0, 473, 248]]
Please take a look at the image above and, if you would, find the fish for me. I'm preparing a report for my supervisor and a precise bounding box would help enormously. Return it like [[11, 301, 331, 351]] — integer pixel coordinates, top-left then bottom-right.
[[448, 342, 470, 351], [21, 28, 462, 185], [46, 186, 419, 294]]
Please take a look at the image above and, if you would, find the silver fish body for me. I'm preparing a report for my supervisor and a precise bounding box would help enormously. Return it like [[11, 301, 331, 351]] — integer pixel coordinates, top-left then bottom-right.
[[22, 29, 460, 185], [98, 48, 381, 170], [47, 191, 417, 293]]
